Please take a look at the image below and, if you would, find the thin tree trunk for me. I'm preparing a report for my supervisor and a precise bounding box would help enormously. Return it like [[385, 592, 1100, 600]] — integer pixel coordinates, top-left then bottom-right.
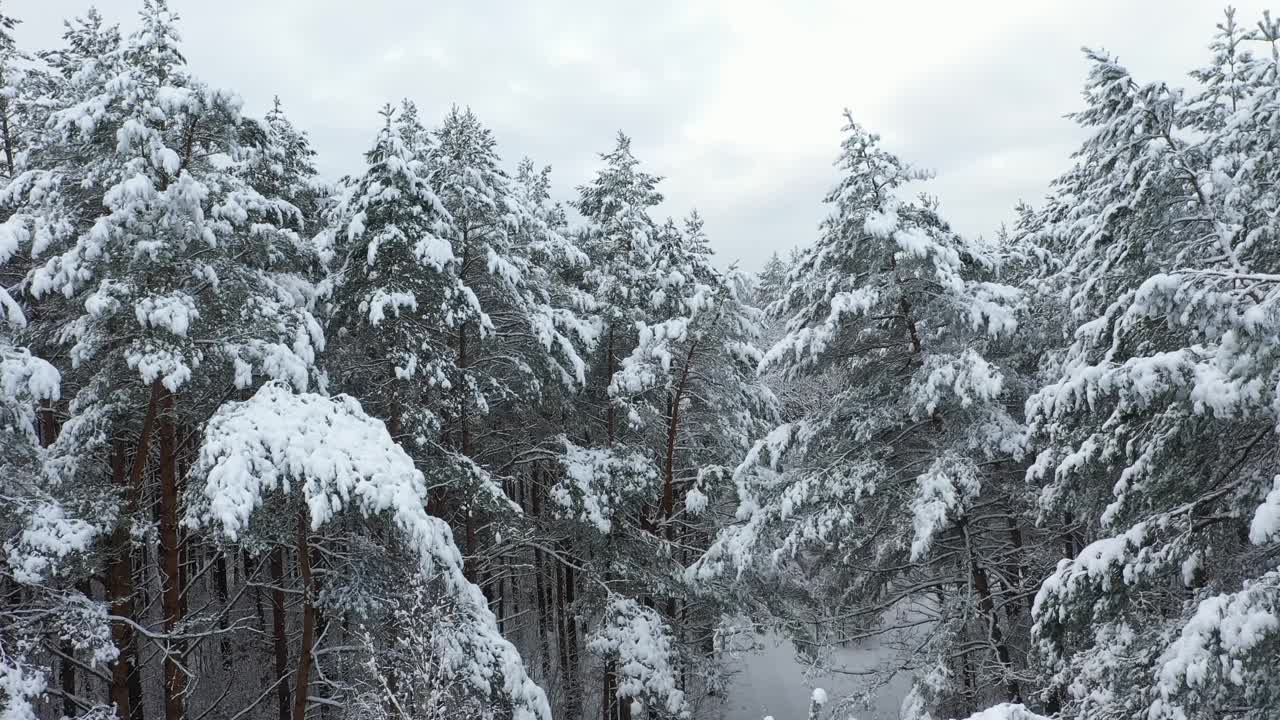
[[40, 400, 78, 716], [60, 616, 77, 717], [555, 562, 570, 704], [158, 390, 185, 720], [602, 662, 615, 720], [271, 546, 291, 720], [293, 510, 315, 720], [1004, 515, 1032, 615], [105, 446, 134, 720], [1062, 511, 1080, 559], [215, 551, 232, 668], [108, 381, 164, 720], [456, 289, 482, 585], [565, 563, 580, 720], [530, 466, 552, 679], [605, 328, 616, 445], [661, 337, 699, 537], [963, 523, 1020, 702], [0, 69, 15, 178]]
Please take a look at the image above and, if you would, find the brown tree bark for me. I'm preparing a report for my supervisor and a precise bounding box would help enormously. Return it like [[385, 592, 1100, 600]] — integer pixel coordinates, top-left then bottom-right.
[[271, 546, 292, 720], [39, 400, 79, 716], [456, 231, 481, 583], [1004, 515, 1032, 616], [107, 381, 164, 720], [964, 523, 1020, 703], [661, 336, 700, 536], [293, 510, 316, 720], [555, 562, 571, 703], [158, 390, 185, 720], [531, 467, 552, 680]]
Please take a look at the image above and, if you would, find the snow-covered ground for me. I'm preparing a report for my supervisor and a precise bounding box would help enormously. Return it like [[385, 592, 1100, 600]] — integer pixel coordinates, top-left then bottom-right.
[[722, 634, 913, 720]]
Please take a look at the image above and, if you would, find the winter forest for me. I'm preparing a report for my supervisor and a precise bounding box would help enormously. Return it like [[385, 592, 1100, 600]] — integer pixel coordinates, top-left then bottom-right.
[[2, 1, 1280, 720]]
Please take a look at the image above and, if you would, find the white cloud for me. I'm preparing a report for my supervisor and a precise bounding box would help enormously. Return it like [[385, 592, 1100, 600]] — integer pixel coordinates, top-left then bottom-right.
[[7, 0, 1273, 269]]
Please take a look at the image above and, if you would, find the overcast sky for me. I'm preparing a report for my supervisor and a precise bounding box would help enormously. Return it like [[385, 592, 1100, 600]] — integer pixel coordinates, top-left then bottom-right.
[[7, 0, 1274, 270]]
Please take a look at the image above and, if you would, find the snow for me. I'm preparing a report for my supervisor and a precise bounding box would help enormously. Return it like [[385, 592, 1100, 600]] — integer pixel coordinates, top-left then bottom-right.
[[127, 346, 193, 392], [589, 596, 689, 718], [190, 381, 551, 720], [950, 705, 1050, 720], [1149, 570, 1280, 719], [1248, 475, 1280, 545], [909, 456, 980, 561], [365, 289, 418, 326], [0, 347, 61, 405], [134, 292, 199, 336], [894, 226, 934, 259], [910, 350, 1004, 418], [7, 502, 98, 584], [863, 205, 899, 238], [0, 662, 46, 720], [685, 487, 709, 515], [551, 439, 656, 534], [721, 632, 914, 720]]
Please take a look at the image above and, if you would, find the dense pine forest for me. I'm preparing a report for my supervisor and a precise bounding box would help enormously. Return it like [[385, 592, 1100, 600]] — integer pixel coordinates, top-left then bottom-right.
[[2, 2, 1279, 720]]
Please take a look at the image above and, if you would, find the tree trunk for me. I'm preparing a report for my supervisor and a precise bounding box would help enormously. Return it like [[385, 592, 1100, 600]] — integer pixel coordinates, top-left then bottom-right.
[[605, 328, 616, 445], [271, 546, 292, 720], [105, 449, 133, 720], [1062, 511, 1080, 559], [107, 382, 164, 720], [158, 390, 185, 720], [0, 69, 15, 178], [602, 662, 614, 720], [565, 563, 581, 720], [293, 510, 315, 720], [214, 551, 232, 668], [1004, 515, 1032, 615], [661, 337, 699, 539], [555, 562, 571, 705], [39, 400, 78, 716], [531, 467, 552, 680], [964, 522, 1020, 703], [457, 305, 483, 585]]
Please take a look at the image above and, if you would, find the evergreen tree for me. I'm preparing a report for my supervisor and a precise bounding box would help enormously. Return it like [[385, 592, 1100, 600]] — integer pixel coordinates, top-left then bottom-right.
[[693, 113, 1028, 719], [1022, 14, 1280, 719]]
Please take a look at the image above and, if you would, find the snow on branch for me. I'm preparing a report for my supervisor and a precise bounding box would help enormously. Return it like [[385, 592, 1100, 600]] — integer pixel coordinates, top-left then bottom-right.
[[588, 596, 689, 718], [187, 381, 550, 720]]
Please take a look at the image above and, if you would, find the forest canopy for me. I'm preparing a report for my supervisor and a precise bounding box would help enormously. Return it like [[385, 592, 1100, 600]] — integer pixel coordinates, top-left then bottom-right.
[[1, 3, 1278, 720]]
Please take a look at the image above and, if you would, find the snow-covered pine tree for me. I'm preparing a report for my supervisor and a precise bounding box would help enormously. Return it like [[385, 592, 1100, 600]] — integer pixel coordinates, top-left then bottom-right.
[[0, 294, 114, 720], [0, 3, 326, 717], [606, 211, 778, 713], [1021, 12, 1280, 719], [692, 113, 1029, 720], [321, 102, 463, 458], [241, 96, 325, 238], [184, 381, 552, 720], [495, 154, 604, 714], [424, 106, 593, 591], [551, 132, 684, 720], [0, 3, 32, 179], [754, 251, 790, 310]]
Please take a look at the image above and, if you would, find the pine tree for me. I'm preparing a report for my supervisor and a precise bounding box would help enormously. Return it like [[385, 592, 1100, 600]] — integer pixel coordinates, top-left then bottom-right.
[[186, 381, 552, 720], [1, 3, 324, 717], [424, 106, 593, 588], [1021, 14, 1280, 719], [693, 113, 1028, 719]]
